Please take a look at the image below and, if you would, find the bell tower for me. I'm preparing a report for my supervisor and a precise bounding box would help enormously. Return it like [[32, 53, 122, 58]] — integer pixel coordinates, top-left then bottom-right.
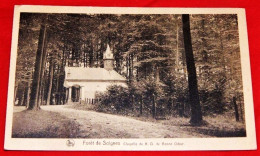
[[103, 44, 114, 71]]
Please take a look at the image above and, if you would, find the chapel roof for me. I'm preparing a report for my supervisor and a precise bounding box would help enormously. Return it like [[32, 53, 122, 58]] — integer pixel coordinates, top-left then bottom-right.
[[65, 67, 127, 82]]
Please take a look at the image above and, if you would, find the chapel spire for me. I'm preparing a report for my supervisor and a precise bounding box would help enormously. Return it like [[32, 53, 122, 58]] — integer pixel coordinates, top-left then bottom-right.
[[103, 44, 114, 71]]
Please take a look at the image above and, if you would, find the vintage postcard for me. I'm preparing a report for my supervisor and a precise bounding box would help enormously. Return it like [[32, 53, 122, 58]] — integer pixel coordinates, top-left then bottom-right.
[[4, 5, 257, 150]]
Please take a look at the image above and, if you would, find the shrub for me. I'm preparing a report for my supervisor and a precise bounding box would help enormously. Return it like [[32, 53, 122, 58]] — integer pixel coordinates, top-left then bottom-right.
[[95, 85, 131, 114]]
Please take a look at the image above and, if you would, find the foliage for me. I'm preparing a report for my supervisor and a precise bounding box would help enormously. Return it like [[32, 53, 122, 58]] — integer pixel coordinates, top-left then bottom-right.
[[95, 85, 131, 114]]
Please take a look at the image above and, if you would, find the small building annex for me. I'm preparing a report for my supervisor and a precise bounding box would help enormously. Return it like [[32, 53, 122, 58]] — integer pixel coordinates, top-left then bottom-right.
[[64, 45, 127, 104]]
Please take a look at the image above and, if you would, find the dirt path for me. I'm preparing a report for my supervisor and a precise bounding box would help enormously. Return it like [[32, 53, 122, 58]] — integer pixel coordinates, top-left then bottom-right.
[[38, 105, 206, 138]]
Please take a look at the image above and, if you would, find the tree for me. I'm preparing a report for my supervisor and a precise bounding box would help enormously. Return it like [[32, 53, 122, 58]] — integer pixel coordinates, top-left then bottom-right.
[[182, 14, 203, 125], [28, 15, 48, 110], [46, 53, 54, 105]]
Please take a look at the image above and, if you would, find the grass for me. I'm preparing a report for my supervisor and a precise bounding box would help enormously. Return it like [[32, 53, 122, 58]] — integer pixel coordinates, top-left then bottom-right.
[[68, 102, 246, 137], [191, 114, 246, 137], [66, 101, 96, 111], [140, 112, 246, 137], [12, 109, 80, 138]]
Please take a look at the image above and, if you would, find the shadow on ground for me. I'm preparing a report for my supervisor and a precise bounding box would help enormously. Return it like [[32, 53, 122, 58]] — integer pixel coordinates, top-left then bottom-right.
[[12, 109, 81, 138]]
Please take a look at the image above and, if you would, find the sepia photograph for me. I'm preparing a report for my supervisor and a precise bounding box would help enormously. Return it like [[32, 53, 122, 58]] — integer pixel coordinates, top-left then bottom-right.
[[4, 6, 256, 150]]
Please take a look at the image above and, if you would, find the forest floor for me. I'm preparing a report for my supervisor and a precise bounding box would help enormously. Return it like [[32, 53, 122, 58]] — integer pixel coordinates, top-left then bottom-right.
[[12, 105, 246, 138], [12, 106, 80, 138]]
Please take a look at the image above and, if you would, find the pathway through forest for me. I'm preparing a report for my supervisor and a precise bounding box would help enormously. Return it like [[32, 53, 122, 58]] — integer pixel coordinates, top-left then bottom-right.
[[38, 105, 207, 138]]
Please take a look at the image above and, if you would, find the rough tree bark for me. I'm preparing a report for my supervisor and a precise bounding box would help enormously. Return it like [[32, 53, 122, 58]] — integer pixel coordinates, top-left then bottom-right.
[[28, 17, 48, 110], [152, 94, 157, 119], [140, 95, 143, 115], [46, 58, 54, 105], [37, 26, 49, 107], [182, 14, 203, 125], [26, 81, 30, 108], [19, 89, 25, 106], [13, 81, 19, 105], [233, 96, 239, 122]]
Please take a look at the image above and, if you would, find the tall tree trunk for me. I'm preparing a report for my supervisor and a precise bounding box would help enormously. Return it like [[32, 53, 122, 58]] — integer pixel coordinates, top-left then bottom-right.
[[131, 94, 134, 112], [182, 14, 203, 125], [40, 84, 45, 105], [131, 54, 134, 81], [26, 81, 31, 108], [219, 31, 226, 71], [46, 59, 54, 105], [233, 96, 239, 122], [83, 43, 87, 67], [89, 43, 94, 67], [37, 30, 49, 108], [155, 65, 159, 83], [239, 99, 244, 122], [152, 94, 156, 119], [13, 81, 19, 105], [176, 21, 179, 70], [28, 18, 48, 110], [126, 56, 129, 80], [96, 39, 99, 67], [140, 95, 143, 115], [19, 89, 25, 106]]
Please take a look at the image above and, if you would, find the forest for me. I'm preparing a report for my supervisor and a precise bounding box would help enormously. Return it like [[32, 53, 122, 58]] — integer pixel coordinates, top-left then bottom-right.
[[14, 13, 244, 125]]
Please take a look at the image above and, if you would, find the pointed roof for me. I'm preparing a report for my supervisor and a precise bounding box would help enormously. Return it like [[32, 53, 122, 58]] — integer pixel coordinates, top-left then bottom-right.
[[103, 44, 113, 59]]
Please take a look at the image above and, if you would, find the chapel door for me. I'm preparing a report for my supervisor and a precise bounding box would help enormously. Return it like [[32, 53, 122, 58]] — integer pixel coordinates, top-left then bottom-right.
[[72, 86, 80, 102]]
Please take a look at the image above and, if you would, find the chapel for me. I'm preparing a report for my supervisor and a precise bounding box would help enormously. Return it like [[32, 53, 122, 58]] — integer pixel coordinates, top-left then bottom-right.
[[63, 44, 127, 104]]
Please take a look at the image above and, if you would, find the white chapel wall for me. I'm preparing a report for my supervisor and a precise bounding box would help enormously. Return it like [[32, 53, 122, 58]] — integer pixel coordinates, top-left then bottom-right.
[[65, 81, 127, 101]]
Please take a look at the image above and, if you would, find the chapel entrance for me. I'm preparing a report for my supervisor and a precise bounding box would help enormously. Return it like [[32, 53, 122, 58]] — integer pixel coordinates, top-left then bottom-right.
[[71, 86, 80, 102]]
